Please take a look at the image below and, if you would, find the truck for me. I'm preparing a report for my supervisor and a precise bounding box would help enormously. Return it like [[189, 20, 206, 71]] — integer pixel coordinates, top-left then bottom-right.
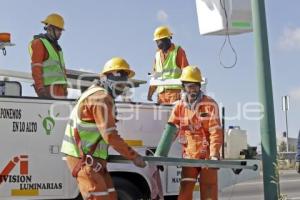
[[0, 69, 260, 200]]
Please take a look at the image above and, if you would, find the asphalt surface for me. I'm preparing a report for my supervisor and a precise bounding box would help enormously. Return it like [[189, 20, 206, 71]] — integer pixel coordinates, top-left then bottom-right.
[[219, 170, 300, 200]]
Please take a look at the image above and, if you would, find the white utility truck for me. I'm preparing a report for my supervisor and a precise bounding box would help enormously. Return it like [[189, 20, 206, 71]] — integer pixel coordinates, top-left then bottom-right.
[[0, 69, 259, 200]]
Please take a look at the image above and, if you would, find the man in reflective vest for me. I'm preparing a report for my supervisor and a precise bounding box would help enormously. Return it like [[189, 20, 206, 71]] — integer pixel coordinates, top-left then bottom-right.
[[29, 13, 68, 98], [61, 57, 146, 200], [167, 66, 223, 200], [147, 26, 189, 104]]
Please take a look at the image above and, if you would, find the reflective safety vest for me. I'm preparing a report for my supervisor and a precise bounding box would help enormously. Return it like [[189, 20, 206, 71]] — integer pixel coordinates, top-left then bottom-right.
[[61, 86, 109, 159], [29, 38, 67, 86], [155, 45, 182, 93]]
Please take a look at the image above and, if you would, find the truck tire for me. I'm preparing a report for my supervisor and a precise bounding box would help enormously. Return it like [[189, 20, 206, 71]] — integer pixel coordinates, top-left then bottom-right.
[[112, 177, 143, 200]]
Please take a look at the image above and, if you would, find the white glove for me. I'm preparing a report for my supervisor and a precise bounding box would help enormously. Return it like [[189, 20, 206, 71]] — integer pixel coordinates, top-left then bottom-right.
[[210, 156, 219, 160]]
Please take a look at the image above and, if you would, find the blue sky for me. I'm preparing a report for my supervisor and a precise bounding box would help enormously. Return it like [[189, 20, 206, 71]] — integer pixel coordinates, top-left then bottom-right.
[[1, 0, 299, 146]]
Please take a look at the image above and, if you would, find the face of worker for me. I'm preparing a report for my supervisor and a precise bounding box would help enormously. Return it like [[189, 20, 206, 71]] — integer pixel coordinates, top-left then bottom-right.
[[156, 37, 171, 52], [47, 25, 63, 41], [183, 82, 201, 102], [107, 70, 130, 97]]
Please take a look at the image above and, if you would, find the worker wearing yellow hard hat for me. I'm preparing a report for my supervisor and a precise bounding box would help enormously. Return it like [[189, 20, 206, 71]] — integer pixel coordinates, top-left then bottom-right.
[[162, 66, 222, 200], [148, 25, 189, 104], [29, 13, 68, 99], [61, 57, 146, 200], [41, 13, 65, 30], [153, 26, 173, 41]]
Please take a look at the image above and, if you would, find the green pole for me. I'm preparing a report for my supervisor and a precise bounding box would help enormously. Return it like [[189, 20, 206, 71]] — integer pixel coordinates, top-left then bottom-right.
[[154, 123, 178, 157], [252, 0, 280, 199]]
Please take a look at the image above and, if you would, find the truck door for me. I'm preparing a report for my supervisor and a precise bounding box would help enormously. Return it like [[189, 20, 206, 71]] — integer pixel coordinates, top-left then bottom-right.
[[0, 97, 78, 200]]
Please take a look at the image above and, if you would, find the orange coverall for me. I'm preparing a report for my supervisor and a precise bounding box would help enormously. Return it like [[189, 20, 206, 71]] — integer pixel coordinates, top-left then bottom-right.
[[151, 43, 189, 104], [65, 90, 138, 200], [168, 95, 223, 200], [30, 39, 67, 98]]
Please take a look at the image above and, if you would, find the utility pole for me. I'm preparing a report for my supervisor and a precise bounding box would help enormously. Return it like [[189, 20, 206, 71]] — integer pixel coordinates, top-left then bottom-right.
[[282, 95, 290, 152], [252, 0, 280, 199]]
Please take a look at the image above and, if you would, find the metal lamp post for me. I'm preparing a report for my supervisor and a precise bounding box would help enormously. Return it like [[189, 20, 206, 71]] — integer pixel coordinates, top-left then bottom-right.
[[252, 0, 280, 199], [282, 95, 290, 152]]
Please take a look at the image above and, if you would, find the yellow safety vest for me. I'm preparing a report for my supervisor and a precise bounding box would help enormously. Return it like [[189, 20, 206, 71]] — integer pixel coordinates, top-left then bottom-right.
[[61, 86, 109, 159], [155, 45, 182, 93], [29, 38, 67, 86]]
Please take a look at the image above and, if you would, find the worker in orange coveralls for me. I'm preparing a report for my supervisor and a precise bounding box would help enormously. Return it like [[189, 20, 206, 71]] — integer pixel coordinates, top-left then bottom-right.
[[29, 13, 68, 98], [168, 66, 223, 200], [147, 25, 189, 104], [61, 57, 146, 200]]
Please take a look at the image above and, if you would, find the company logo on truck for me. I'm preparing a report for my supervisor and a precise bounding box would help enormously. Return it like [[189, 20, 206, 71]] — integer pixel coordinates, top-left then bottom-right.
[[0, 155, 29, 185], [0, 155, 62, 191], [38, 110, 60, 135]]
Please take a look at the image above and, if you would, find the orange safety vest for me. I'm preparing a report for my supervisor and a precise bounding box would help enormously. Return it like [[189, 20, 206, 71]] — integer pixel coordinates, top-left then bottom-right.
[[171, 95, 221, 159]]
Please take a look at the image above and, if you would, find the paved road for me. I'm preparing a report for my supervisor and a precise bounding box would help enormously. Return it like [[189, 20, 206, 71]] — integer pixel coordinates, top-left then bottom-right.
[[219, 170, 300, 200]]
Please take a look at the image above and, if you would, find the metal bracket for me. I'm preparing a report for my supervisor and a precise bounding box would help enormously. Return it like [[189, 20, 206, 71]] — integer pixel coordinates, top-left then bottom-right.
[[0, 42, 15, 56]]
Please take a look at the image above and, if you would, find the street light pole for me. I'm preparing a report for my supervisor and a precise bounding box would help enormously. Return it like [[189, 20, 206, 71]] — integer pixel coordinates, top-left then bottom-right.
[[252, 0, 280, 199], [282, 95, 290, 152]]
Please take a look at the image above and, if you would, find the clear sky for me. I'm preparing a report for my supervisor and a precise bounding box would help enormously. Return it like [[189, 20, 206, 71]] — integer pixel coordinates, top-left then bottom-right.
[[1, 0, 299, 146]]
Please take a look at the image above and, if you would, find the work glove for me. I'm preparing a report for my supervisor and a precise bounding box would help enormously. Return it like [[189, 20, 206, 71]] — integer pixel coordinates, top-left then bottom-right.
[[296, 161, 300, 174], [210, 156, 219, 160], [133, 155, 146, 168]]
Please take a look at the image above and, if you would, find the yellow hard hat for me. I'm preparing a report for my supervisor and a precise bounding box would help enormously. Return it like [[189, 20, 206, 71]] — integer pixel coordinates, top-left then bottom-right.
[[101, 57, 135, 78], [153, 26, 172, 41], [42, 13, 65, 30], [180, 66, 203, 83]]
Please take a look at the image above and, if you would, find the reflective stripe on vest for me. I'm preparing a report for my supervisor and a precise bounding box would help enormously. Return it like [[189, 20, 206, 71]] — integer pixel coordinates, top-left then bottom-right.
[[61, 86, 109, 159], [155, 45, 182, 93], [29, 38, 67, 86]]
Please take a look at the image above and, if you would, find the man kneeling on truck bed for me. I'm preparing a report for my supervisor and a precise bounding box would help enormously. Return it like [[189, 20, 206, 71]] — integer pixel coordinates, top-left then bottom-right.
[[61, 57, 146, 200]]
